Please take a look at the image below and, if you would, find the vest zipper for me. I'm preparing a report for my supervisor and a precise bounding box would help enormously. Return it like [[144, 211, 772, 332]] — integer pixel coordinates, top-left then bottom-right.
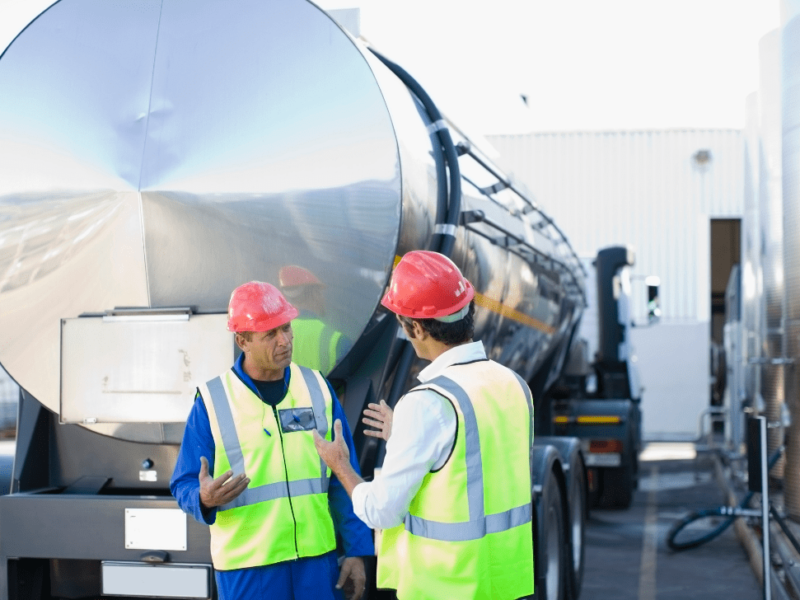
[[273, 405, 300, 559]]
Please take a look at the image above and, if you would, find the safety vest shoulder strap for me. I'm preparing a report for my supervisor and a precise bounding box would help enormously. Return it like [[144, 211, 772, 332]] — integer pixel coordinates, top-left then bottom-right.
[[407, 371, 534, 542]]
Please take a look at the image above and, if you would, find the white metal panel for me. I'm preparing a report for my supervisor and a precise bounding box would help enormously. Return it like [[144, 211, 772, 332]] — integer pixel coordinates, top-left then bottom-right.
[[102, 562, 210, 598], [631, 321, 711, 439], [60, 313, 233, 424], [488, 129, 744, 322], [124, 508, 187, 551], [487, 129, 744, 438]]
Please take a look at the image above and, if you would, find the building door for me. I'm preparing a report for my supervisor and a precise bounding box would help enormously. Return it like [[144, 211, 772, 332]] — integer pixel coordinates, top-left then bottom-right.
[[710, 218, 741, 406]]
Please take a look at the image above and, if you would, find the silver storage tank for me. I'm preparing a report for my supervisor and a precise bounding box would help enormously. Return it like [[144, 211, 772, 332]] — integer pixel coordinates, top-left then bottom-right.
[[742, 92, 761, 429], [781, 0, 800, 518], [758, 29, 786, 476], [0, 0, 584, 444]]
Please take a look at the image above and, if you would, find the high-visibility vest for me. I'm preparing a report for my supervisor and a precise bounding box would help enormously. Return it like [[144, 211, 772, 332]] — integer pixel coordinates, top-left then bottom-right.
[[290, 316, 344, 375], [200, 363, 335, 571], [377, 360, 535, 600]]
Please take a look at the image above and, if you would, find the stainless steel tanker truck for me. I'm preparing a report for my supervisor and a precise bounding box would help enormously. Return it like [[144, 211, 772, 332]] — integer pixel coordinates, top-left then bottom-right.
[[0, 1, 637, 598]]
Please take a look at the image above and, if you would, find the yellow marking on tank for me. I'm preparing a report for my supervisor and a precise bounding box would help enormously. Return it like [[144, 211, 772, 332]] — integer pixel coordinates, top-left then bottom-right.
[[553, 415, 570, 424], [392, 255, 556, 335], [576, 416, 621, 424], [473, 292, 556, 335]]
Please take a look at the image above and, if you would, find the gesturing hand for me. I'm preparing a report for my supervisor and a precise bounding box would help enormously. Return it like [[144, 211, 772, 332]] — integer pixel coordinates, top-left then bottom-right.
[[198, 456, 249, 509], [313, 419, 350, 471], [362, 400, 393, 441], [314, 420, 364, 495]]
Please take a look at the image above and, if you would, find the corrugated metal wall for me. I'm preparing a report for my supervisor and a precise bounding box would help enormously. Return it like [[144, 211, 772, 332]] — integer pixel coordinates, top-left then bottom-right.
[[488, 130, 744, 323]]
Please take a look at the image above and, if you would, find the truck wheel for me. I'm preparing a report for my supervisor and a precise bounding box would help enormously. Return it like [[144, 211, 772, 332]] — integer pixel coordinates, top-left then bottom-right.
[[535, 476, 566, 600], [602, 460, 633, 509], [565, 459, 586, 600]]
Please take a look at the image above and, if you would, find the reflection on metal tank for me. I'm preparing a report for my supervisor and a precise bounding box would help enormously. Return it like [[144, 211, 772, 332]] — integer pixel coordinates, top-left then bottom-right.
[[781, 1, 800, 518], [0, 0, 584, 439], [742, 92, 761, 410], [758, 30, 785, 476]]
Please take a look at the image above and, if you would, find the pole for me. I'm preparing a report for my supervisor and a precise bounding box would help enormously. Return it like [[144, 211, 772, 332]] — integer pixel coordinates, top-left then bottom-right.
[[759, 415, 772, 600]]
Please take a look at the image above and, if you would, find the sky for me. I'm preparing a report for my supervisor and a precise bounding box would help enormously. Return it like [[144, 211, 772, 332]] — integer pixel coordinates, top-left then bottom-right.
[[0, 0, 782, 135]]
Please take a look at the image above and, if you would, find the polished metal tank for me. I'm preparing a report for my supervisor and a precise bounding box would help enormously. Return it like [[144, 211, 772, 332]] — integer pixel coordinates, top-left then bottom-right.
[[781, 0, 800, 518], [742, 92, 761, 413], [757, 30, 785, 476], [0, 0, 584, 440]]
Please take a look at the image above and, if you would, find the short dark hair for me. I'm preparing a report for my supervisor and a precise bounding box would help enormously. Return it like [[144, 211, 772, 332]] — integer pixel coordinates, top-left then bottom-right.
[[398, 300, 475, 346]]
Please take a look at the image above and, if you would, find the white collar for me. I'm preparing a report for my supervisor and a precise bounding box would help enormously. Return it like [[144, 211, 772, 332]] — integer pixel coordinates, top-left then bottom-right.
[[417, 341, 487, 383]]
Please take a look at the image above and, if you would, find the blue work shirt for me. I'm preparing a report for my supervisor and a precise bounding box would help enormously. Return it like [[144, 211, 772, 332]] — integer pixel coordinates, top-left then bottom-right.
[[170, 354, 374, 600]]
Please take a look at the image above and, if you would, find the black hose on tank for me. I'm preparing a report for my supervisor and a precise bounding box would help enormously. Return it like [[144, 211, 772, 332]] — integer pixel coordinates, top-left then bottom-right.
[[367, 48, 461, 256], [365, 50, 464, 469]]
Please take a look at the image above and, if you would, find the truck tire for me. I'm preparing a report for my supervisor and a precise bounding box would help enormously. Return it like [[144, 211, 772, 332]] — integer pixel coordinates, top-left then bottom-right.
[[565, 459, 586, 600], [534, 475, 566, 600]]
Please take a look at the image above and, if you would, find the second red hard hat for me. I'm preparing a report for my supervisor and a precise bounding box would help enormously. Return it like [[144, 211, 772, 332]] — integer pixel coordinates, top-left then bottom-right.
[[227, 281, 299, 332], [278, 265, 324, 288], [381, 251, 474, 319]]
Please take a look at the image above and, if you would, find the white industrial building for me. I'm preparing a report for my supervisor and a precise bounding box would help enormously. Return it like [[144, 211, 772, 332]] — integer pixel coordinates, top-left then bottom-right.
[[488, 129, 745, 439]]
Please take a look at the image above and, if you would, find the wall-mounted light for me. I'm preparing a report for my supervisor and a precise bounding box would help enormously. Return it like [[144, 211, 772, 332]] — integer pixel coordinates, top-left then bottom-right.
[[693, 149, 712, 166]]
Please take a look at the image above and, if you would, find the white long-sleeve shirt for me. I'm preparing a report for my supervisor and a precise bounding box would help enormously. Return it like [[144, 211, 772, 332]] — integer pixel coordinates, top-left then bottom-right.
[[351, 341, 487, 530]]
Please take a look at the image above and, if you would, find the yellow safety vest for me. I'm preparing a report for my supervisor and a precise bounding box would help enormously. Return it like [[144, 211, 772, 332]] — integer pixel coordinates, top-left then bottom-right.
[[377, 360, 535, 600], [290, 316, 344, 375], [200, 363, 335, 571]]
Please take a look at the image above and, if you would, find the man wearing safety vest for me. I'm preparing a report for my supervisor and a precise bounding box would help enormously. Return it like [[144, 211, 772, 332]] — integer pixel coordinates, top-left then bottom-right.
[[315, 251, 535, 600], [171, 282, 373, 600]]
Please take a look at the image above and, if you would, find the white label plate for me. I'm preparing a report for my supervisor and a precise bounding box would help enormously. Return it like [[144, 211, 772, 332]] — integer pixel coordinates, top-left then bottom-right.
[[585, 453, 622, 467], [102, 562, 209, 598], [139, 470, 158, 482], [124, 508, 187, 551]]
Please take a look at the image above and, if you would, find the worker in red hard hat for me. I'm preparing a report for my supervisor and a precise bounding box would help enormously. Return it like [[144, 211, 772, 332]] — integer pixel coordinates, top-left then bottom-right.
[[171, 282, 373, 600], [278, 265, 350, 374], [315, 251, 535, 600]]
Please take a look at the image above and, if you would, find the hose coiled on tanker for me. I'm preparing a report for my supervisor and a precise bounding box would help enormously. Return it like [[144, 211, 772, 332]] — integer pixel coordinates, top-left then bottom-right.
[[367, 48, 463, 419], [368, 48, 461, 256]]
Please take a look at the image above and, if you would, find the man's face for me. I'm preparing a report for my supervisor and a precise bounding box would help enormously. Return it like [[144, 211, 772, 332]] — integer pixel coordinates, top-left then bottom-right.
[[239, 322, 294, 376]]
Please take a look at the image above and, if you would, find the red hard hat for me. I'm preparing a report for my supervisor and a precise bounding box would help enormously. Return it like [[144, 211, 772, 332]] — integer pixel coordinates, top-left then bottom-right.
[[381, 251, 475, 319], [227, 281, 299, 332], [278, 265, 324, 288]]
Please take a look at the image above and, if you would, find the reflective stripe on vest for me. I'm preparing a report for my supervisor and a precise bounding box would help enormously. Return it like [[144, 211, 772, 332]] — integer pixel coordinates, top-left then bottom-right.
[[204, 365, 330, 512], [404, 372, 534, 542]]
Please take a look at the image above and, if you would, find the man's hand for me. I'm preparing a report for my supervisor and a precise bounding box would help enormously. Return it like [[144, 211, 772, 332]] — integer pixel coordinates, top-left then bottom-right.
[[314, 420, 363, 496], [313, 419, 351, 471], [362, 400, 393, 441], [198, 456, 249, 509], [337, 556, 367, 600]]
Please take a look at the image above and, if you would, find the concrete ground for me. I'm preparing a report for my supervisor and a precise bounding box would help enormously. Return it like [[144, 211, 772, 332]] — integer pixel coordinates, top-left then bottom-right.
[[582, 443, 761, 600]]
